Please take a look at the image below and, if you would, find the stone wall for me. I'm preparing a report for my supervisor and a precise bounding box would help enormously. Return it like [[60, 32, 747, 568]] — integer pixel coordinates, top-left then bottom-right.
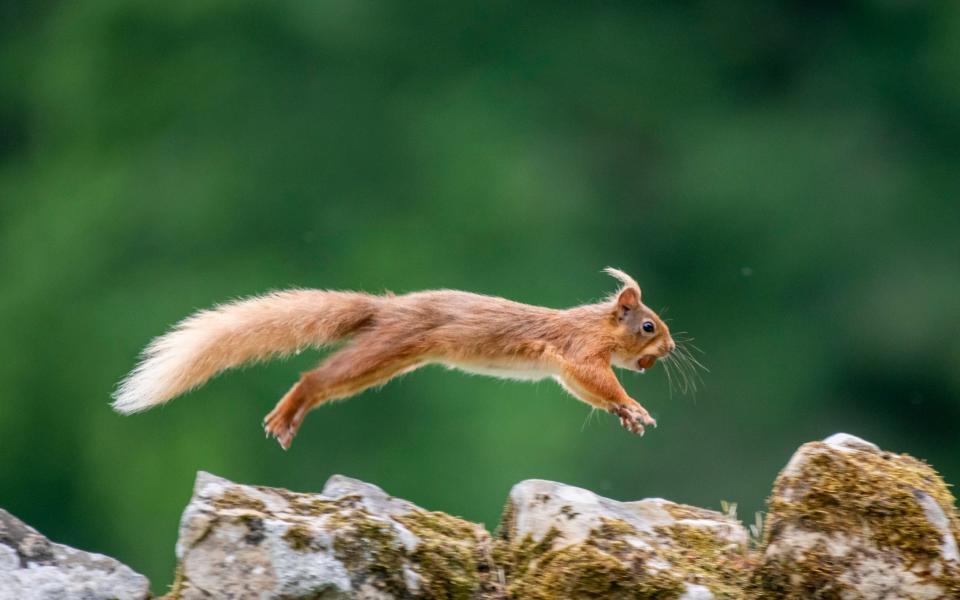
[[2, 433, 958, 599]]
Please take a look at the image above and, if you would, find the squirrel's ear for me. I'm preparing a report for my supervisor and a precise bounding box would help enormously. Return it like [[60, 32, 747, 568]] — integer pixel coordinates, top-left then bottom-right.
[[605, 267, 642, 318], [616, 287, 640, 317]]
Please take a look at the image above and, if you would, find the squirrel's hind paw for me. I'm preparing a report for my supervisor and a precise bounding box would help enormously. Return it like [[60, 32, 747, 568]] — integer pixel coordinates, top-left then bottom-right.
[[263, 408, 299, 450], [263, 417, 296, 450]]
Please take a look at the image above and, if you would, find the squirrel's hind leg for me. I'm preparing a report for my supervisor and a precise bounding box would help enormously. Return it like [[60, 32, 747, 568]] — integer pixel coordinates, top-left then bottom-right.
[[263, 341, 424, 449]]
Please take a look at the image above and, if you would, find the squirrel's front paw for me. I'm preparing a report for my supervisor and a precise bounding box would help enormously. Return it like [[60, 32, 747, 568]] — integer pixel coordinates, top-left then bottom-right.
[[609, 402, 656, 436]]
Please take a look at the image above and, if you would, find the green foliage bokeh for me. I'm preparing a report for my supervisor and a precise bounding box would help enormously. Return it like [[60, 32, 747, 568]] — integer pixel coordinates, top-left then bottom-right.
[[2, 1, 959, 592]]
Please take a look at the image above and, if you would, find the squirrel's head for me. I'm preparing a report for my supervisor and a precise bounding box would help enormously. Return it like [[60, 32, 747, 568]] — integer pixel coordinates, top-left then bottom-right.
[[604, 268, 675, 372]]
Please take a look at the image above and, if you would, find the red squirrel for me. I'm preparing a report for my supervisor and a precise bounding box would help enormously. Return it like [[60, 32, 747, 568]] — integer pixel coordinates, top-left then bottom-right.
[[113, 268, 686, 449]]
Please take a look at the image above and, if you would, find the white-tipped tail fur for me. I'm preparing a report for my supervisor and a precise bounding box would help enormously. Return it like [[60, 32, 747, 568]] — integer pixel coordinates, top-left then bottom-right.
[[112, 290, 378, 414]]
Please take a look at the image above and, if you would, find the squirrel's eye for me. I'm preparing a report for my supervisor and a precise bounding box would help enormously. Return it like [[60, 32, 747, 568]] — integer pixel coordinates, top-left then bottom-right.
[[642, 321, 655, 333]]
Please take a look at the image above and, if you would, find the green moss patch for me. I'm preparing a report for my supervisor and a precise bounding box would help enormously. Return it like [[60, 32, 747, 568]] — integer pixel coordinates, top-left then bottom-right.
[[212, 488, 267, 512], [282, 524, 315, 552], [396, 510, 486, 600], [663, 503, 725, 522], [653, 523, 752, 599]]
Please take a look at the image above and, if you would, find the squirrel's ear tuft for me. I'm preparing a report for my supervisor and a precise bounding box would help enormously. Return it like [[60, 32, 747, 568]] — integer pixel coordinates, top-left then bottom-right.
[[604, 267, 642, 298]]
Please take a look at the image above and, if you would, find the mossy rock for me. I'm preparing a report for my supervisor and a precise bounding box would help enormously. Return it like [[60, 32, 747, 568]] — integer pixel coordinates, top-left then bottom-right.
[[751, 433, 960, 599], [495, 479, 751, 599], [172, 472, 497, 599]]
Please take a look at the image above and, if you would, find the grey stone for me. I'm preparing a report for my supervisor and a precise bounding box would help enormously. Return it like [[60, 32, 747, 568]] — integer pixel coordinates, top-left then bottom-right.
[[0, 508, 149, 600], [172, 471, 497, 599]]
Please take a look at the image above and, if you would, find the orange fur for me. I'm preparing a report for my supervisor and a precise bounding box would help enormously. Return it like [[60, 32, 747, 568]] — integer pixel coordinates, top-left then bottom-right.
[[114, 269, 676, 449]]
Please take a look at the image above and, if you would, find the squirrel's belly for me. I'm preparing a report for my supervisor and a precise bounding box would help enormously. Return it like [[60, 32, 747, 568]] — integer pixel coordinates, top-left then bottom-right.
[[443, 361, 553, 382]]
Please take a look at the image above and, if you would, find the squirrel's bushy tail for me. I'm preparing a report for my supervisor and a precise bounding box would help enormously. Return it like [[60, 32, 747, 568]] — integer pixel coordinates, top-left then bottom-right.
[[112, 290, 379, 414]]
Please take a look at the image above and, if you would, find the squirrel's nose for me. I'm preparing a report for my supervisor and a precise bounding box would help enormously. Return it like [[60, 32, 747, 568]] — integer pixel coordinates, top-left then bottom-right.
[[667, 340, 676, 353]]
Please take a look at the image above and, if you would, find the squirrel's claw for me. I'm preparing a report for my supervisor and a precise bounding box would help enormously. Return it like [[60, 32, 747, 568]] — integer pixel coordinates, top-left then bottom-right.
[[610, 402, 656, 436], [263, 410, 296, 450]]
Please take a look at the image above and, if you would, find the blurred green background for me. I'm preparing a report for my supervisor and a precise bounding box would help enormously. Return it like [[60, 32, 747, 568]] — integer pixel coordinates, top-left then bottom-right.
[[2, 0, 959, 592]]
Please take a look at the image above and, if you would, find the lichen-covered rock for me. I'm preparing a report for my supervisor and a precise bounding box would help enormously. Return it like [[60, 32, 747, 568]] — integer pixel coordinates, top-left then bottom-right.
[[0, 508, 150, 600], [172, 471, 499, 599], [752, 433, 960, 599], [495, 479, 751, 599]]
